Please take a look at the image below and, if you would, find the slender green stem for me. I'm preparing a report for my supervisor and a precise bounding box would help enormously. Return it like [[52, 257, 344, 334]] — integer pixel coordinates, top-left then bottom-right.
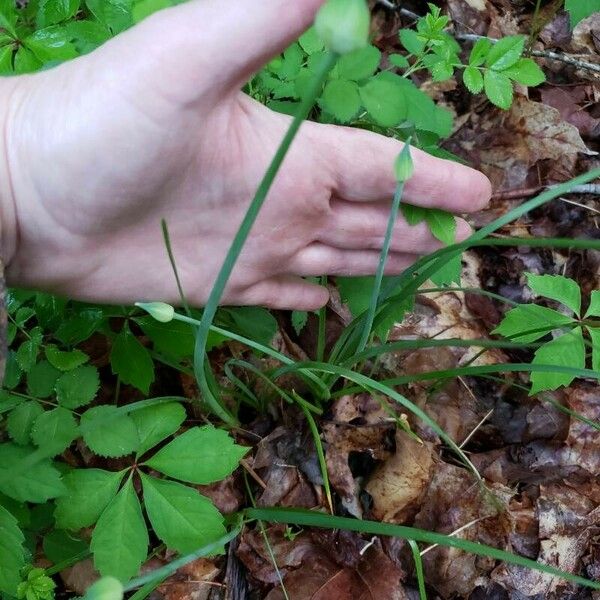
[[357, 179, 405, 352], [193, 53, 338, 424]]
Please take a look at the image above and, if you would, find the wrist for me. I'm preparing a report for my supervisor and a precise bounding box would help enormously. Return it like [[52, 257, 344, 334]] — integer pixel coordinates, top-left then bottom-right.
[[0, 75, 24, 272]]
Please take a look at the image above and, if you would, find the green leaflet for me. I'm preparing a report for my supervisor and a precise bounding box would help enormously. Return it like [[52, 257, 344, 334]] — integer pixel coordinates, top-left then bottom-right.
[[140, 474, 226, 554], [55, 469, 125, 530], [7, 400, 44, 445], [492, 304, 574, 343], [530, 327, 585, 394], [110, 324, 155, 394], [31, 407, 79, 455], [80, 406, 140, 458], [565, 0, 599, 27], [91, 478, 149, 581], [0, 444, 65, 503], [26, 360, 61, 398], [55, 364, 100, 409], [585, 290, 600, 318], [130, 402, 187, 456], [0, 503, 26, 596], [145, 426, 248, 485], [320, 78, 361, 122], [526, 273, 581, 316]]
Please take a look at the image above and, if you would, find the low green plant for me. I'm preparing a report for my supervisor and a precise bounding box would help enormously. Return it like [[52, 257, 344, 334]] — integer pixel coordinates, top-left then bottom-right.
[[494, 273, 600, 393]]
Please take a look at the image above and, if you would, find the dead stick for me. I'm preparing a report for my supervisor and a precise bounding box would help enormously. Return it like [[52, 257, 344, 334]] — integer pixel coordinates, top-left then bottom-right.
[[493, 184, 600, 200]]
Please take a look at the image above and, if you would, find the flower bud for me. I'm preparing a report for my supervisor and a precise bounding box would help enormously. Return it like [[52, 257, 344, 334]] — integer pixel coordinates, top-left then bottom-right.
[[315, 0, 370, 55], [394, 144, 414, 183], [135, 301, 175, 323], [83, 577, 123, 600]]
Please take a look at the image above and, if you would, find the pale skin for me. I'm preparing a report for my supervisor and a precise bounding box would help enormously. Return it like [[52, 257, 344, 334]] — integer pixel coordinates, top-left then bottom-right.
[[0, 0, 492, 311]]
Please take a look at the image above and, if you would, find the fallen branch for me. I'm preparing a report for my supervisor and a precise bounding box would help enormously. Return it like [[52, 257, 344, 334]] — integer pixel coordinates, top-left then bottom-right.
[[492, 184, 600, 200]]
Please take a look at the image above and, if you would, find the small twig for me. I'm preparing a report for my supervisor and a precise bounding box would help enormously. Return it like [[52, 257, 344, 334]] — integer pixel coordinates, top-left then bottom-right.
[[560, 197, 600, 216], [460, 408, 494, 449], [376, 0, 419, 20], [420, 517, 488, 556], [492, 184, 600, 200], [456, 33, 600, 75]]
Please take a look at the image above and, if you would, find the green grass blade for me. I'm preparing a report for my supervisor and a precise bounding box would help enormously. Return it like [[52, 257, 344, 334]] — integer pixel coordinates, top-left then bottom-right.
[[408, 539, 427, 600]]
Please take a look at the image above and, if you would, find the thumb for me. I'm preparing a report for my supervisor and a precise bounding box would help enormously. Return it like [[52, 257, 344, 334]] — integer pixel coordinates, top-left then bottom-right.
[[118, 0, 326, 97]]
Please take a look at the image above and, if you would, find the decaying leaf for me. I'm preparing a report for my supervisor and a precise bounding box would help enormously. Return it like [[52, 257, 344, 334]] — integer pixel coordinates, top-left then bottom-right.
[[366, 430, 435, 523]]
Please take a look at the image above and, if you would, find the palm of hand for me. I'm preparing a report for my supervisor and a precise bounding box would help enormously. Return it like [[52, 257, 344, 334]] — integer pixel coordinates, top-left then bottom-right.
[[2, 0, 491, 310]]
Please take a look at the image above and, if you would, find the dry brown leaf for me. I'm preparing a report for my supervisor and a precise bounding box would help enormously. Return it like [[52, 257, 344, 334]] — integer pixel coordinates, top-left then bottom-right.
[[446, 97, 596, 190], [366, 430, 435, 523]]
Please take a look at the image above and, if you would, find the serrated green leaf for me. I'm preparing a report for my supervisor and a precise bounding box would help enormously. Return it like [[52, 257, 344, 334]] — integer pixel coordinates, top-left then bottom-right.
[[565, 0, 599, 27], [132, 0, 170, 23], [55, 365, 99, 409], [320, 78, 361, 122], [588, 327, 600, 373], [502, 58, 545, 86], [80, 406, 140, 458], [55, 469, 124, 530], [145, 426, 248, 485], [485, 35, 525, 71], [399, 28, 425, 55], [469, 38, 492, 66], [37, 0, 80, 27], [67, 19, 111, 54], [463, 65, 484, 94], [526, 273, 581, 316], [141, 474, 225, 554], [0, 444, 66, 502], [31, 408, 79, 455], [530, 328, 585, 394], [430, 252, 462, 287], [291, 311, 309, 336], [54, 309, 103, 345], [299, 26, 324, 55], [585, 290, 600, 318], [425, 209, 456, 246], [483, 70, 513, 110], [85, 0, 132, 33], [401, 204, 428, 226], [91, 478, 148, 581], [16, 338, 42, 373], [26, 360, 61, 398], [35, 293, 67, 331], [360, 78, 406, 127], [14, 307, 35, 327], [3, 351, 22, 390], [389, 53, 409, 69], [24, 26, 79, 63], [493, 304, 575, 343], [110, 325, 154, 394], [46, 346, 89, 371], [337, 45, 381, 80], [130, 402, 186, 456], [0, 503, 25, 596], [7, 401, 44, 445], [0, 391, 23, 415]]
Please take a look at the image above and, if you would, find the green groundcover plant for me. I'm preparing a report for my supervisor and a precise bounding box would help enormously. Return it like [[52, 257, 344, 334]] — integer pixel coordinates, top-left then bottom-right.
[[1, 1, 599, 599]]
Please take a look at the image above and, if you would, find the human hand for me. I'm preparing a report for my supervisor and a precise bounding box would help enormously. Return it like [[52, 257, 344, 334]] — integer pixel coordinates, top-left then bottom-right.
[[0, 0, 491, 310]]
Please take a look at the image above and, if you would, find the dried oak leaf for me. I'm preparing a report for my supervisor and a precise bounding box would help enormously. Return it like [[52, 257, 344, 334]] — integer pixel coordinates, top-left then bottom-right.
[[366, 429, 435, 523], [446, 97, 595, 191]]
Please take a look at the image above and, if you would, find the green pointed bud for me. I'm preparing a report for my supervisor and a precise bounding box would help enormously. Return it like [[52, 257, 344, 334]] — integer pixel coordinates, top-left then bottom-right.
[[394, 145, 414, 183], [83, 577, 123, 600], [135, 301, 175, 323], [315, 0, 370, 55]]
